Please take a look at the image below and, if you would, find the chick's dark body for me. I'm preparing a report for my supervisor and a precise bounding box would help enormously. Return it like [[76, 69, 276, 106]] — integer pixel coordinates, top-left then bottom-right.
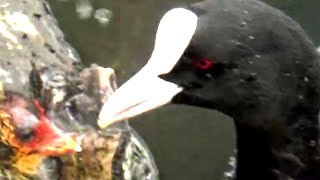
[[159, 0, 320, 179]]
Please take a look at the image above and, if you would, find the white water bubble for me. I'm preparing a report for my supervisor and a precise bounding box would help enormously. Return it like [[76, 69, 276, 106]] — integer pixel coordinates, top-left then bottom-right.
[[94, 8, 113, 26], [75, 0, 93, 19]]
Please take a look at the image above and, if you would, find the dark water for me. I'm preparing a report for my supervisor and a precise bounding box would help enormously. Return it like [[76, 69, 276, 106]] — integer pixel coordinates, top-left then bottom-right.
[[48, 0, 320, 179]]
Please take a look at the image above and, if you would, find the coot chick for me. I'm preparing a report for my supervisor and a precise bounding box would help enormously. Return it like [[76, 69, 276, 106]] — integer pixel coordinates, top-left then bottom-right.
[[98, 0, 320, 179], [0, 91, 81, 177]]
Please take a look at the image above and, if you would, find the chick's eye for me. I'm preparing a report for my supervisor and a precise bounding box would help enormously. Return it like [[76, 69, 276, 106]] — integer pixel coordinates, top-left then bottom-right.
[[194, 57, 213, 70], [15, 128, 34, 142]]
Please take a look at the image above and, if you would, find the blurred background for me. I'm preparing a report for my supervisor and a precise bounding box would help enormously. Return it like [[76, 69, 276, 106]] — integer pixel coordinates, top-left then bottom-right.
[[47, 0, 320, 179]]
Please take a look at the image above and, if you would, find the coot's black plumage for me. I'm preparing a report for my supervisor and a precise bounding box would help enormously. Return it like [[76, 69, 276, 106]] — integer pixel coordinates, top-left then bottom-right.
[[98, 0, 320, 179]]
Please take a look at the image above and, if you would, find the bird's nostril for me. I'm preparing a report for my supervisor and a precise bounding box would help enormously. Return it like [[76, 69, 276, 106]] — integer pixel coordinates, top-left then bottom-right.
[[182, 81, 203, 90]]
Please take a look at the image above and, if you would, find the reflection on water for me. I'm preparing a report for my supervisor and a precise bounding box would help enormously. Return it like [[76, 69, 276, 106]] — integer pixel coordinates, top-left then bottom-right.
[[75, 0, 93, 19], [74, 0, 113, 26], [48, 0, 320, 179], [94, 8, 113, 26]]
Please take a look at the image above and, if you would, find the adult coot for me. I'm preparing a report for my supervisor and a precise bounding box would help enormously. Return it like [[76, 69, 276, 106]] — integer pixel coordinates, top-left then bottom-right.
[[98, 0, 320, 179]]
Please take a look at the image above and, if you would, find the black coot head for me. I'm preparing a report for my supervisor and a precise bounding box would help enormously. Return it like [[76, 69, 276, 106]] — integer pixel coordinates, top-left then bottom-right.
[[98, 0, 320, 130], [97, 1, 320, 178], [162, 0, 320, 126]]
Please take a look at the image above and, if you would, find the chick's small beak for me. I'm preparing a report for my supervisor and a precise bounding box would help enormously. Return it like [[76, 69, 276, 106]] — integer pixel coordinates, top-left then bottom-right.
[[40, 133, 81, 156]]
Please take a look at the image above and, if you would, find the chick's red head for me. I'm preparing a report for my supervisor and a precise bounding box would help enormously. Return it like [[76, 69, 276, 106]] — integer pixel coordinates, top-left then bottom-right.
[[0, 92, 81, 172]]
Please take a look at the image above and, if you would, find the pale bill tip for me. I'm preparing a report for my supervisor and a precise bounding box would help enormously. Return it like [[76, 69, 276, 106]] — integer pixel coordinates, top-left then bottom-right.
[[97, 118, 110, 129]]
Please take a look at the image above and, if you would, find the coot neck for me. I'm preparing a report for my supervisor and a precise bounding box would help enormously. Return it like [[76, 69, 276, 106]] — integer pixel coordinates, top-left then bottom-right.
[[234, 111, 320, 180], [234, 121, 278, 180]]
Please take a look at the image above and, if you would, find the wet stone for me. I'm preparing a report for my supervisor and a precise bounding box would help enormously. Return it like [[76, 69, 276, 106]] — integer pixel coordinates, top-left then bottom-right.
[[0, 1, 158, 179]]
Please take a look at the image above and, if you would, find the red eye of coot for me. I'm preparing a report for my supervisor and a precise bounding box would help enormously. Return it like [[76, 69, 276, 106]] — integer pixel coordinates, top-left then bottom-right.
[[194, 57, 213, 70]]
